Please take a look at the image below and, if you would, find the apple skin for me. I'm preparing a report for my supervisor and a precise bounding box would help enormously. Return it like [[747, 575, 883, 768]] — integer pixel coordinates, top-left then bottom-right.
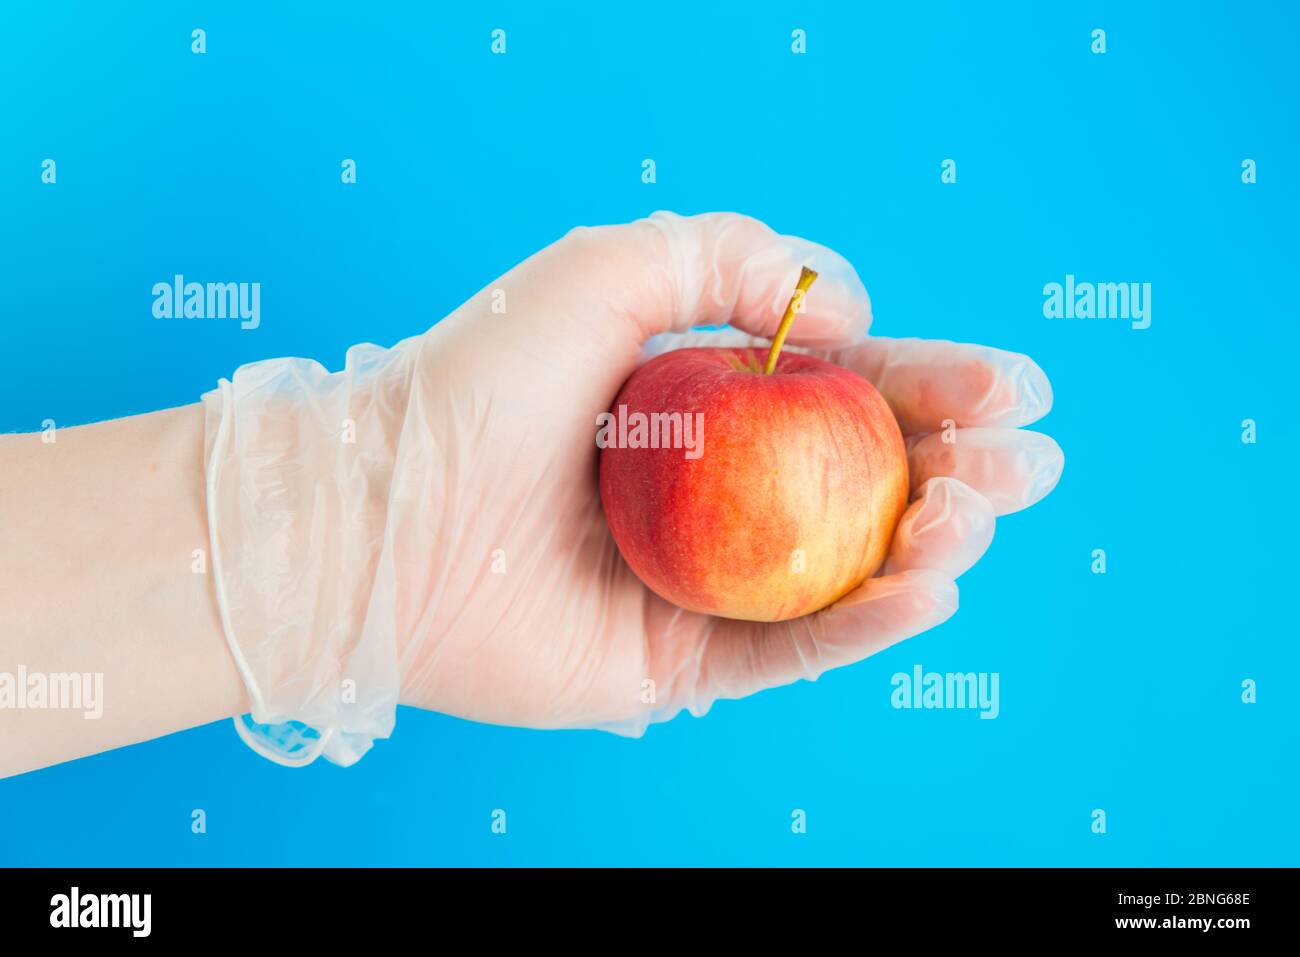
[[599, 347, 909, 622]]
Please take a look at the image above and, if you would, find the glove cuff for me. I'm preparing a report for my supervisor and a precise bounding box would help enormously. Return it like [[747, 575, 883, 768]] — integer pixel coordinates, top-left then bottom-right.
[[202, 341, 419, 766]]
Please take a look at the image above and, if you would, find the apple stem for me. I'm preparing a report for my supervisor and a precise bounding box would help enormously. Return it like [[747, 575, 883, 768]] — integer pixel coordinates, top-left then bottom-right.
[[763, 267, 819, 374]]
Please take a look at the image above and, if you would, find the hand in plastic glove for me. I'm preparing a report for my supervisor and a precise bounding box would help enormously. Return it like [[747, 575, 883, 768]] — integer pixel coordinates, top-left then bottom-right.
[[204, 212, 1063, 766]]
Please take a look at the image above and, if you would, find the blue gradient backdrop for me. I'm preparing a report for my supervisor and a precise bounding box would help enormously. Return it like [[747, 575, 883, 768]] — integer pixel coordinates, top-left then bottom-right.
[[1, 2, 1296, 866]]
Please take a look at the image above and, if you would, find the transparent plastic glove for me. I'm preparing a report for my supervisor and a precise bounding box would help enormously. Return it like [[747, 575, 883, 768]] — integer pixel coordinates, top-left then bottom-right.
[[202, 211, 1063, 766]]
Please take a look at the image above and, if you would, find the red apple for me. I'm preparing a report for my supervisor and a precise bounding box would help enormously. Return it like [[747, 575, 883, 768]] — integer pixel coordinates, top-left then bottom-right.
[[599, 268, 909, 622]]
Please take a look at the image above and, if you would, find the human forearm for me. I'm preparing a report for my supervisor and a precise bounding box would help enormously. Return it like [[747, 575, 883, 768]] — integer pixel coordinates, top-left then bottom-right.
[[0, 405, 246, 778]]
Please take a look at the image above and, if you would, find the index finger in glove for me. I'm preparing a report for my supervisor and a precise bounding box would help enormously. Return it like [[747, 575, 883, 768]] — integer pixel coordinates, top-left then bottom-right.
[[571, 211, 874, 347], [829, 336, 1054, 434], [642, 330, 1054, 438]]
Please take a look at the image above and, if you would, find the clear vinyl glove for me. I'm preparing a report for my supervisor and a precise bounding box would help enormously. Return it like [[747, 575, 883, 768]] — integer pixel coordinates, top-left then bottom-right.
[[201, 212, 1064, 767]]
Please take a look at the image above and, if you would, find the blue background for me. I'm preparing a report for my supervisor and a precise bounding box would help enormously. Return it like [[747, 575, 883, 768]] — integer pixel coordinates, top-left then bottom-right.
[[1, 1, 1296, 866]]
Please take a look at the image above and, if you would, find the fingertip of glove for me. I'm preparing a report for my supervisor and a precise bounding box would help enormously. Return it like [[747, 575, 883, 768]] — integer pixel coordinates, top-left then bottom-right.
[[1021, 432, 1066, 510]]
